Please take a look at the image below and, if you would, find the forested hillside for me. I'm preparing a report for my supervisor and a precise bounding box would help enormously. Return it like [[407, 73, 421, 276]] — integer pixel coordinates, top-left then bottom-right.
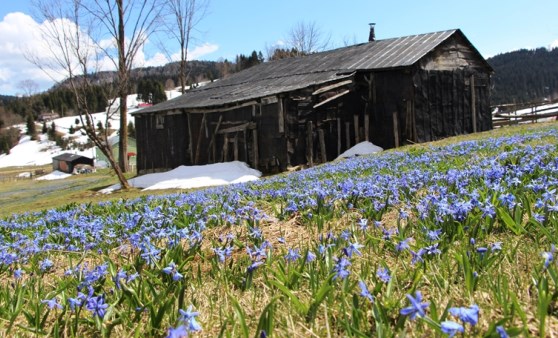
[[488, 47, 558, 104]]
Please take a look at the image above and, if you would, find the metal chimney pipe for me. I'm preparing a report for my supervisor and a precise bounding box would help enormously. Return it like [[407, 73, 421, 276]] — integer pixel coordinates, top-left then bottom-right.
[[369, 23, 376, 42]]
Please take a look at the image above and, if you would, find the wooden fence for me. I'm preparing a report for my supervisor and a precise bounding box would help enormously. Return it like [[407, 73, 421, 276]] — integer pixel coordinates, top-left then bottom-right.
[[492, 99, 558, 127]]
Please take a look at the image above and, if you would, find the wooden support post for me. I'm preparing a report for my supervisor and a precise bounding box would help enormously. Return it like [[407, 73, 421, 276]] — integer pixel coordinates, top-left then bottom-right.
[[194, 113, 206, 164], [337, 118, 342, 155], [207, 115, 223, 163], [233, 134, 239, 161], [345, 122, 351, 149], [364, 110, 370, 141], [353, 115, 360, 144], [278, 97, 285, 133], [470, 74, 477, 133], [307, 121, 314, 167], [318, 129, 327, 163], [223, 135, 229, 162], [392, 111, 399, 148]]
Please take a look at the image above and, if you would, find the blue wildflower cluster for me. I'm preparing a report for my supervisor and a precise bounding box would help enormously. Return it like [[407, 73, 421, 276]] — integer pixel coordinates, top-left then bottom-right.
[[0, 128, 557, 336]]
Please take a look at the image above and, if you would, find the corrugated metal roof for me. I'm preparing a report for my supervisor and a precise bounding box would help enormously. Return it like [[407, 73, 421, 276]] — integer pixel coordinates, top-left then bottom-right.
[[52, 153, 92, 162], [136, 29, 479, 114]]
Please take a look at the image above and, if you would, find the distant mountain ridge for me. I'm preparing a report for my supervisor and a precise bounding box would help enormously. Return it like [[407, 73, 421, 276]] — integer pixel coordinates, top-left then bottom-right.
[[488, 47, 558, 105]]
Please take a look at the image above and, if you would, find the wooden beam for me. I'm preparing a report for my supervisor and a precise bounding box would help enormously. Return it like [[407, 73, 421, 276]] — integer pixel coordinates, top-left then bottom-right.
[[233, 134, 239, 161], [392, 111, 399, 148], [278, 97, 285, 133], [471, 75, 477, 133], [186, 100, 258, 114], [222, 135, 229, 162], [207, 115, 223, 163], [194, 113, 206, 164], [307, 121, 314, 167], [312, 80, 353, 95], [313, 89, 351, 109], [318, 129, 327, 163], [216, 122, 256, 134]]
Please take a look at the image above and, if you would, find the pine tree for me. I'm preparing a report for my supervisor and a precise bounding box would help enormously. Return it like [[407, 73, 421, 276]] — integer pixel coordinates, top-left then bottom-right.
[[26, 114, 37, 140]]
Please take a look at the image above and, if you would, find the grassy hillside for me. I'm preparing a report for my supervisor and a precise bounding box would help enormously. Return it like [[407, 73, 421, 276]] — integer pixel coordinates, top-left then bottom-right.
[[0, 123, 557, 337]]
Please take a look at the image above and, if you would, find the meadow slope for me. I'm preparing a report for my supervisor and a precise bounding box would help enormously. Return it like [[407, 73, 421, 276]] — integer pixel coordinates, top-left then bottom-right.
[[1, 124, 558, 337]]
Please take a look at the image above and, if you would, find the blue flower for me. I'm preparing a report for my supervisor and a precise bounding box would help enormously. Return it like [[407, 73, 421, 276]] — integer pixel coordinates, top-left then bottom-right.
[[333, 257, 351, 280], [425, 228, 442, 241], [162, 262, 183, 281], [86, 295, 109, 319], [400, 291, 429, 320], [284, 248, 301, 262], [305, 251, 316, 263], [496, 325, 509, 338], [178, 305, 202, 332], [14, 268, 23, 279], [376, 266, 391, 283], [449, 304, 479, 326], [358, 280, 374, 302], [441, 320, 464, 337], [395, 238, 412, 252], [357, 218, 368, 230], [41, 297, 62, 310], [167, 325, 188, 338], [543, 245, 555, 268], [344, 241, 364, 257], [39, 258, 54, 272], [248, 260, 264, 272], [491, 242, 503, 251]]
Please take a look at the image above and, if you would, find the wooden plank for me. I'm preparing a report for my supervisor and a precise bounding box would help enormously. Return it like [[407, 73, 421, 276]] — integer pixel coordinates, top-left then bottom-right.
[[312, 80, 353, 95], [278, 97, 285, 133], [223, 135, 229, 162], [216, 122, 256, 134], [243, 130, 248, 162], [313, 89, 351, 109], [194, 113, 207, 164], [392, 111, 399, 148], [471, 74, 477, 133], [353, 115, 359, 144], [318, 129, 327, 163], [252, 129, 259, 169], [186, 100, 258, 114], [209, 115, 223, 156], [307, 121, 313, 167], [233, 134, 239, 161]]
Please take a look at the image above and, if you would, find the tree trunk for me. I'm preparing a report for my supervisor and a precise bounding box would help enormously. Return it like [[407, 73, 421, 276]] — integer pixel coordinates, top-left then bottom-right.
[[117, 0, 129, 174]]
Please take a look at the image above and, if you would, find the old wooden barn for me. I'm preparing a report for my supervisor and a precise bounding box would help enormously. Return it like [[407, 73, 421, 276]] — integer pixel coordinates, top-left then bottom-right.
[[134, 28, 493, 174]]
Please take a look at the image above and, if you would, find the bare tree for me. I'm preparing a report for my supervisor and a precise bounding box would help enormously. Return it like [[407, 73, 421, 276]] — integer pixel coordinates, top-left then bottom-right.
[[82, 0, 162, 173], [28, 0, 131, 188], [162, 0, 209, 93], [17, 79, 40, 97], [286, 21, 330, 56]]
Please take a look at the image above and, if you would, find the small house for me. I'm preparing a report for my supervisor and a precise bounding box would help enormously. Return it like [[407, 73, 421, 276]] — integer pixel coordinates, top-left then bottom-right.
[[52, 153, 94, 174], [134, 28, 493, 174]]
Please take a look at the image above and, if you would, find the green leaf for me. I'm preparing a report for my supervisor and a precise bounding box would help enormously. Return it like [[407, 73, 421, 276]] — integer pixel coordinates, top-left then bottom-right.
[[230, 295, 249, 338], [267, 279, 307, 315]]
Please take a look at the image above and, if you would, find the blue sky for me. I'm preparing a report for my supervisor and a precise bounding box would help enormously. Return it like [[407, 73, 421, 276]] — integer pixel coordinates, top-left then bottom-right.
[[1, 0, 557, 95]]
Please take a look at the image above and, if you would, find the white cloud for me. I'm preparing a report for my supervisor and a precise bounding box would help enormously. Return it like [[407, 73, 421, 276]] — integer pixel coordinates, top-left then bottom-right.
[[0, 11, 219, 95], [550, 39, 558, 50], [186, 43, 219, 61]]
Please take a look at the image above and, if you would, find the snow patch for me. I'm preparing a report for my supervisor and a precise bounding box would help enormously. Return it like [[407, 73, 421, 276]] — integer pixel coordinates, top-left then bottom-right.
[[99, 161, 261, 193], [35, 170, 72, 181], [336, 141, 383, 160]]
